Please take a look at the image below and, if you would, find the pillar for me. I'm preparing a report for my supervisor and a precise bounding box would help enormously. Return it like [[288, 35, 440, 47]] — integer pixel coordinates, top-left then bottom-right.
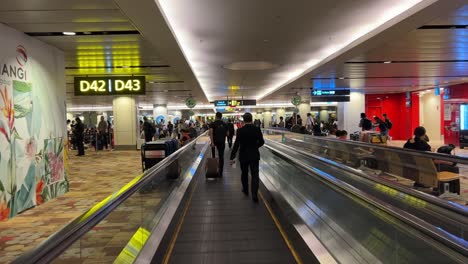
[[338, 91, 365, 133], [153, 104, 168, 125], [113, 97, 137, 150], [276, 108, 286, 121], [298, 103, 310, 124], [264, 111, 272, 128], [319, 109, 329, 122]]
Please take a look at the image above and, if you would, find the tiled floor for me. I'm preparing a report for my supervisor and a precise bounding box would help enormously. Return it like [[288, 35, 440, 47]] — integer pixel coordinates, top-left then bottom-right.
[[0, 149, 142, 263]]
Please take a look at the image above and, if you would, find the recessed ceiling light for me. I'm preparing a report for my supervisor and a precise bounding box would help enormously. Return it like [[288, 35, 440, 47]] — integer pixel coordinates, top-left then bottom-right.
[[63, 32, 76, 36], [383, 61, 392, 64], [338, 77, 345, 79]]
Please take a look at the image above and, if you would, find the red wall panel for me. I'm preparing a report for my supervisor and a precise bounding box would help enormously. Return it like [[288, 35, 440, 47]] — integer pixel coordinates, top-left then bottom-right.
[[365, 93, 415, 140]]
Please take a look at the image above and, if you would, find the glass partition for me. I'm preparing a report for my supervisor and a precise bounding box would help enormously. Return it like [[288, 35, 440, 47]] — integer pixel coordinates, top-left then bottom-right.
[[260, 147, 467, 263]]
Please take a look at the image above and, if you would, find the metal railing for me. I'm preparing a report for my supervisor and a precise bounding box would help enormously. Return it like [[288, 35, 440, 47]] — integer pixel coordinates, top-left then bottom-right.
[[264, 142, 468, 261], [13, 132, 208, 264]]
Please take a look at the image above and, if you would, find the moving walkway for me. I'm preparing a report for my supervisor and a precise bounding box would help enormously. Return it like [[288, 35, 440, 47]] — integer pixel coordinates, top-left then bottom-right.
[[13, 133, 468, 263]]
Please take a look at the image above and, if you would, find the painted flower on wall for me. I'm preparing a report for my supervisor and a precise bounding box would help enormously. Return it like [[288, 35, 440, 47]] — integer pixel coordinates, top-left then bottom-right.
[[35, 179, 44, 205], [0, 192, 9, 221], [47, 151, 64, 183], [25, 138, 36, 160], [0, 86, 14, 142]]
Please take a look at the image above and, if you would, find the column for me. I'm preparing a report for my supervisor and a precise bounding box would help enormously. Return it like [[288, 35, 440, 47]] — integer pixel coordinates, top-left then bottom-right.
[[337, 91, 365, 133], [153, 104, 168, 124], [113, 97, 137, 150], [298, 103, 310, 124], [319, 109, 329, 122], [276, 108, 286, 121], [264, 111, 272, 128]]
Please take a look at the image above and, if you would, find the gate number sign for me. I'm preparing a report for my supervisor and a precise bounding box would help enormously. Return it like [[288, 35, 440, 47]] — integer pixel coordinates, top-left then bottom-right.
[[74, 76, 146, 96]]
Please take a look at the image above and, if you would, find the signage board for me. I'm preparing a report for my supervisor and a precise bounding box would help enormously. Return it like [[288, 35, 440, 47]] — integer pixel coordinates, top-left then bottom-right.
[[311, 96, 350, 102], [74, 76, 146, 96], [311, 89, 350, 96], [214, 99, 256, 107]]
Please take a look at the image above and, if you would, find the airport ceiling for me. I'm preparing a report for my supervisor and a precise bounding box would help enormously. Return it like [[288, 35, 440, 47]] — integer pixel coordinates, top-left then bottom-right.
[[1, 0, 468, 109]]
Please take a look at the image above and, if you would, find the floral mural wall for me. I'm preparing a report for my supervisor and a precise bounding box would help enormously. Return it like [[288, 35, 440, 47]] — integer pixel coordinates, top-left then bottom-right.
[[0, 24, 67, 220]]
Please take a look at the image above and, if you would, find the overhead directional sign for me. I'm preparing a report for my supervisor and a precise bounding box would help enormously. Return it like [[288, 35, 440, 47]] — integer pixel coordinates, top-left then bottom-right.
[[74, 76, 146, 96], [311, 89, 350, 96], [311, 88, 350, 102], [214, 99, 256, 107]]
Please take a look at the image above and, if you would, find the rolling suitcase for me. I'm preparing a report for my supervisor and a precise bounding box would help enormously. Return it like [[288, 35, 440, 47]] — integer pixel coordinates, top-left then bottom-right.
[[206, 146, 220, 179], [206, 157, 219, 179]]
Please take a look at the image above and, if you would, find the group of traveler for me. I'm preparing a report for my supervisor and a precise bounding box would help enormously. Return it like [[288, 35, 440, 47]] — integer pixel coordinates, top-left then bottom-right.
[[210, 112, 264, 203], [141, 117, 198, 145], [68, 116, 113, 156], [359, 113, 393, 137]]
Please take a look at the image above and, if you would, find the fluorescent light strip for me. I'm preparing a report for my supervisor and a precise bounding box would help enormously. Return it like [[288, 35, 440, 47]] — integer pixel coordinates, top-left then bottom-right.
[[67, 106, 113, 112], [68, 102, 337, 112], [157, 0, 424, 101]]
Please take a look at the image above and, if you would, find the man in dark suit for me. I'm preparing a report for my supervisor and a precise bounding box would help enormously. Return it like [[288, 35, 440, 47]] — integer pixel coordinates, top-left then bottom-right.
[[230, 112, 265, 203], [74, 117, 85, 156]]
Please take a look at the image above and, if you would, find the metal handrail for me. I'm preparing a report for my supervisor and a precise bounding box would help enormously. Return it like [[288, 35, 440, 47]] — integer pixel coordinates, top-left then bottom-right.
[[13, 132, 208, 264], [263, 128, 468, 164], [267, 138, 468, 217], [264, 143, 468, 260]]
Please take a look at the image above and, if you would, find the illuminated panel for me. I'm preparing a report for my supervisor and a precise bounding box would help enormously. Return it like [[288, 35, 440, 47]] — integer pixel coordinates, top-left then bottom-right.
[[74, 76, 146, 96]]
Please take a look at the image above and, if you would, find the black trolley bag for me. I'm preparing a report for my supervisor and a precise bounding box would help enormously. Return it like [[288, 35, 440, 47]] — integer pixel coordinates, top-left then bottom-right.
[[141, 140, 167, 172]]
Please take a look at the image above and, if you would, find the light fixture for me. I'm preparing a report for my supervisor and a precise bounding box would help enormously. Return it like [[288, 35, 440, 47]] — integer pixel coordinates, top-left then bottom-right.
[[63, 32, 76, 36], [338, 77, 345, 80], [383, 61, 392, 64], [157, 0, 426, 101]]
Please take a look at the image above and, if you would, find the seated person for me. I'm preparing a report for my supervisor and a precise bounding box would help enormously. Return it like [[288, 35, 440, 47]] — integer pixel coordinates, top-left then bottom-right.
[[403, 126, 431, 151], [336, 130, 348, 140], [404, 126, 456, 172], [326, 128, 337, 138]]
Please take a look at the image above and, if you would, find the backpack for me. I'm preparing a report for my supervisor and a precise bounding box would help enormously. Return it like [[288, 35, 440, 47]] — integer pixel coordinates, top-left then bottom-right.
[[385, 119, 393, 129], [213, 120, 227, 144], [362, 118, 373, 130]]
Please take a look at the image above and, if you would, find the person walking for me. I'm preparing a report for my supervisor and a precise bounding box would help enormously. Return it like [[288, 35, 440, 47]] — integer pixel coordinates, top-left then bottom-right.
[[210, 112, 228, 177], [167, 121, 174, 138], [97, 116, 108, 150], [143, 116, 155, 142], [383, 113, 393, 138], [306, 113, 314, 132], [74, 117, 85, 156], [227, 118, 235, 149], [359, 113, 373, 131], [278, 116, 285, 128], [230, 112, 265, 203], [373, 116, 389, 137]]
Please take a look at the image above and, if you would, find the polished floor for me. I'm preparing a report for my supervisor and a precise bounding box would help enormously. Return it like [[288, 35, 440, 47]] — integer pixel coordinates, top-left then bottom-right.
[[0, 149, 142, 263]]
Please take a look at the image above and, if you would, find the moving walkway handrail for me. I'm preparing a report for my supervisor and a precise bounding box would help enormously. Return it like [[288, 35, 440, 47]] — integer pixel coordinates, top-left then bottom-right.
[[263, 128, 468, 164], [267, 138, 468, 218], [264, 142, 468, 260], [12, 132, 208, 264]]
